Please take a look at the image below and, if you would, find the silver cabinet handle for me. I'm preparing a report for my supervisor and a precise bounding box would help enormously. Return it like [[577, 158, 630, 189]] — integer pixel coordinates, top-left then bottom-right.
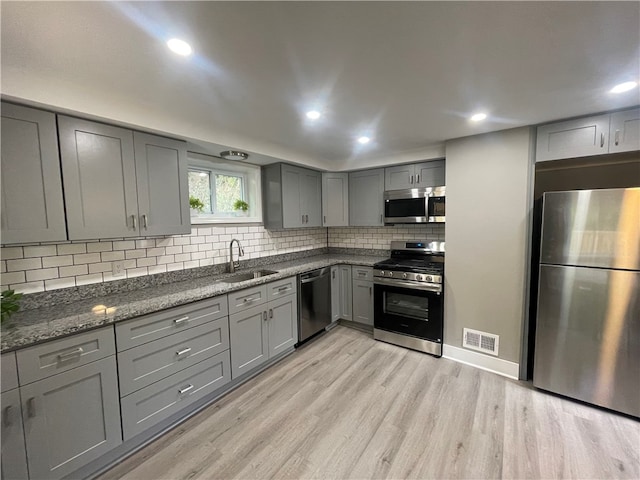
[[269, 308, 273, 319], [600, 132, 605, 148], [410, 174, 414, 184], [302, 214, 305, 223], [305, 214, 309, 223], [380, 214, 383, 223], [323, 215, 326, 224], [263, 311, 268, 321], [174, 315, 190, 325], [243, 297, 255, 304], [179, 384, 194, 395], [27, 398, 36, 418], [358, 271, 366, 276], [176, 347, 191, 357], [58, 347, 83, 362], [142, 214, 148, 229], [615, 130, 620, 146], [131, 214, 137, 230], [332, 270, 336, 279], [3, 406, 13, 427], [416, 174, 420, 184], [369, 286, 372, 296], [278, 286, 289, 292]]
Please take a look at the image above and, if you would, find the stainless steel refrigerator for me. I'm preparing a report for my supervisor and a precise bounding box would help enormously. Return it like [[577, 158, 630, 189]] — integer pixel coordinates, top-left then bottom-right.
[[534, 187, 640, 417]]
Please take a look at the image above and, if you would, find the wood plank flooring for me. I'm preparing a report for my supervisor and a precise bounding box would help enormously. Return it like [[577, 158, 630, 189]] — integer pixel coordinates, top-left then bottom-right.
[[99, 326, 640, 480]]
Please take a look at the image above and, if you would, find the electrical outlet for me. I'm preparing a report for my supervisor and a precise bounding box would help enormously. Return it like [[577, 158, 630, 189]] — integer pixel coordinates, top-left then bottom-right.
[[112, 261, 125, 277]]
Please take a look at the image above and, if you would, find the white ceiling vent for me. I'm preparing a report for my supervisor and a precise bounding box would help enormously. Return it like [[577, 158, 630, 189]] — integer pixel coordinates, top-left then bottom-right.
[[463, 328, 499, 356]]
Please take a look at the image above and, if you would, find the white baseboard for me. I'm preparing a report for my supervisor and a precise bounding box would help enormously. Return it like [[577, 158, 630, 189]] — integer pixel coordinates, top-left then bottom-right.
[[443, 344, 520, 379]]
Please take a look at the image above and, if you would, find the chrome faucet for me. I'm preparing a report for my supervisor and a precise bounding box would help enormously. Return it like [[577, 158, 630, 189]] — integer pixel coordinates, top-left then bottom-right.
[[229, 238, 244, 273]]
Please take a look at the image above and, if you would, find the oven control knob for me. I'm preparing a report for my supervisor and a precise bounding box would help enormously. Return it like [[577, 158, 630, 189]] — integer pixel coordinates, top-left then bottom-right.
[[426, 275, 433, 282], [389, 272, 393, 277], [416, 275, 422, 281], [403, 273, 408, 279], [380, 271, 384, 276]]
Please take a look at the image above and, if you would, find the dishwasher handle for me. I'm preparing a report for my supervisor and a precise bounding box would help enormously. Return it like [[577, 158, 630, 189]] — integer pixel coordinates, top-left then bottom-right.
[[300, 268, 330, 284]]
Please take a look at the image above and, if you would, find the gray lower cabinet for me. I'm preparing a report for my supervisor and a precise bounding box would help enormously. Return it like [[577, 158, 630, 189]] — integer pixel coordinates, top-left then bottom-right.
[[120, 351, 231, 440], [117, 318, 229, 396], [331, 267, 340, 322], [267, 294, 297, 358], [1, 389, 28, 480], [20, 356, 122, 480], [229, 304, 269, 378], [1, 102, 67, 244], [349, 169, 385, 226], [352, 266, 374, 326], [58, 115, 189, 240], [339, 265, 353, 321]]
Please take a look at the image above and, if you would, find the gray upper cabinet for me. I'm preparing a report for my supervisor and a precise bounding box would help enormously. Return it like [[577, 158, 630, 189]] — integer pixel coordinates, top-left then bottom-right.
[[322, 172, 349, 226], [59, 116, 139, 239], [349, 169, 385, 226], [133, 132, 190, 236], [536, 108, 639, 162], [384, 160, 445, 190], [1, 103, 67, 244], [59, 116, 190, 240], [1, 389, 28, 480], [262, 163, 322, 228], [609, 108, 640, 154], [20, 356, 122, 480]]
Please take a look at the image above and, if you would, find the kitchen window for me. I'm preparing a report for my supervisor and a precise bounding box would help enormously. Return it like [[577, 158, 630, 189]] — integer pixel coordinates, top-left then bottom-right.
[[188, 152, 262, 223]]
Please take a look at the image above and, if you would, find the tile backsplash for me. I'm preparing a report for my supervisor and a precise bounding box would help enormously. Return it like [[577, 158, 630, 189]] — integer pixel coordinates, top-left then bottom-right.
[[1, 226, 327, 294], [1, 223, 444, 294], [328, 224, 444, 249]]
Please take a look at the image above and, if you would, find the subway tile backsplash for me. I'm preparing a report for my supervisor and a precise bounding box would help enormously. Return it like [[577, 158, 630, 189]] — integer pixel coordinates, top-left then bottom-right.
[[1, 223, 444, 294]]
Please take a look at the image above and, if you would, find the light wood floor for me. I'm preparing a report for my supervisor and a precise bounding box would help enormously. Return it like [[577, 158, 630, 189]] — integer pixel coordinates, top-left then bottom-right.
[[100, 326, 640, 480]]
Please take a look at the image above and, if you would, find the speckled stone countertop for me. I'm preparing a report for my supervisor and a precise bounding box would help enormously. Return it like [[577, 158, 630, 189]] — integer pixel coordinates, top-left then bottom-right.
[[1, 254, 386, 352]]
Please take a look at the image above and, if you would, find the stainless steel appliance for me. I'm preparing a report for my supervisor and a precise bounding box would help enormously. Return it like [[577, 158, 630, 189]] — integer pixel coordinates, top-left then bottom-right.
[[373, 241, 445, 356], [298, 267, 332, 343], [534, 188, 640, 417], [384, 187, 445, 224]]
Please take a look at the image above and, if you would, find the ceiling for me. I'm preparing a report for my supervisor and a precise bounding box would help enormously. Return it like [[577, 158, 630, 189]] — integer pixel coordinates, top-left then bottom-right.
[[1, 1, 639, 171]]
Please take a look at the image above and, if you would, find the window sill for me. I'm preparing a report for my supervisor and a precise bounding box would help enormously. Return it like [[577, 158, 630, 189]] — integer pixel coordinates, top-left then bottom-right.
[[190, 214, 262, 225]]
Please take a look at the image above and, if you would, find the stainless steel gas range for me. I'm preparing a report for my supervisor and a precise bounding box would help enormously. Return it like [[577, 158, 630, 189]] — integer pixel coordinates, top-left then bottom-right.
[[373, 241, 444, 357]]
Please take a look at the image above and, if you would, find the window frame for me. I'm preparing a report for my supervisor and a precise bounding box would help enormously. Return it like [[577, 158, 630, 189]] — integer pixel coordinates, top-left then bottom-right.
[[187, 152, 262, 224]]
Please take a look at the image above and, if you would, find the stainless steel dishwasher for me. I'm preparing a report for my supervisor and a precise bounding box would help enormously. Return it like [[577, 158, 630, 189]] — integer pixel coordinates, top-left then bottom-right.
[[298, 267, 332, 343]]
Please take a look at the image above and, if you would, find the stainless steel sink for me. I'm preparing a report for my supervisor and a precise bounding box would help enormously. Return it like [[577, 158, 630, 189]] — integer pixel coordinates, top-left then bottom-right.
[[223, 269, 278, 283]]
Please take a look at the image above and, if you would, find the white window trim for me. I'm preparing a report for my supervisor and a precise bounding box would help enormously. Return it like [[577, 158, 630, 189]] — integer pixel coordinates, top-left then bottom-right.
[[188, 152, 263, 225]]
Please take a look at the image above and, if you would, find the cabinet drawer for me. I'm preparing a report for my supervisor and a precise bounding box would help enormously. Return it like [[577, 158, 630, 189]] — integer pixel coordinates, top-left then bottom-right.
[[352, 266, 373, 281], [267, 276, 297, 301], [116, 296, 228, 351], [228, 285, 267, 315], [1, 352, 18, 392], [121, 350, 231, 440], [16, 327, 115, 385], [117, 318, 230, 396]]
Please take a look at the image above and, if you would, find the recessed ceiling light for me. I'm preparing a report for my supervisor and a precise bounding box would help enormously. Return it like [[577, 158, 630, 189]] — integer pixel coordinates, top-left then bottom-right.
[[306, 110, 321, 120], [357, 136, 371, 144], [610, 81, 638, 94], [470, 113, 487, 122], [220, 150, 249, 161], [167, 38, 192, 56]]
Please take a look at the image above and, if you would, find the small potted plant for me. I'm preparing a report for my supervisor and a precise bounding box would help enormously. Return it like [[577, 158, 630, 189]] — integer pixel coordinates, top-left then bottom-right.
[[189, 196, 205, 216], [233, 199, 249, 216], [1, 289, 23, 325]]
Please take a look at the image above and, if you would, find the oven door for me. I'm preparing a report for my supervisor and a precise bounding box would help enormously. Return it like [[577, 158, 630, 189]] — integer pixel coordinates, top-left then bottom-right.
[[373, 282, 443, 343]]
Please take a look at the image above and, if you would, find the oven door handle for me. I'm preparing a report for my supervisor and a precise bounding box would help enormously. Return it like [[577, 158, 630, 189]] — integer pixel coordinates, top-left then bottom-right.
[[374, 278, 442, 294]]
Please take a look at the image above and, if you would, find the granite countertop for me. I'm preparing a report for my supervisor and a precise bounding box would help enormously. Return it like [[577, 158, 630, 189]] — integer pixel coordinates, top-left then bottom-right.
[[1, 254, 386, 353]]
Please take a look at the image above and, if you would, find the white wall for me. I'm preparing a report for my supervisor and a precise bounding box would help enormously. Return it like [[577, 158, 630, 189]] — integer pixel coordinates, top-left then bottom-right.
[[444, 127, 533, 366]]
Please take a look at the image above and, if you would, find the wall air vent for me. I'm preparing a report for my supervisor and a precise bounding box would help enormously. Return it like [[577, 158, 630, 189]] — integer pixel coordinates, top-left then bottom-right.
[[463, 328, 499, 356]]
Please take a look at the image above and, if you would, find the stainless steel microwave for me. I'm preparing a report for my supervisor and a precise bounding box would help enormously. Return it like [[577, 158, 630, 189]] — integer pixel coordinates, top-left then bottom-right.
[[383, 186, 445, 224]]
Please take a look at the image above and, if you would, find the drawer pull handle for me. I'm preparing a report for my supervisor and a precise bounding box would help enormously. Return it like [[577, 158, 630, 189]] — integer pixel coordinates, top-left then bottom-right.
[[174, 316, 190, 325], [358, 271, 366, 276], [58, 347, 84, 362], [27, 398, 36, 418], [3, 406, 13, 427], [277, 286, 289, 292], [178, 384, 194, 395], [243, 297, 254, 303], [176, 347, 192, 357]]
